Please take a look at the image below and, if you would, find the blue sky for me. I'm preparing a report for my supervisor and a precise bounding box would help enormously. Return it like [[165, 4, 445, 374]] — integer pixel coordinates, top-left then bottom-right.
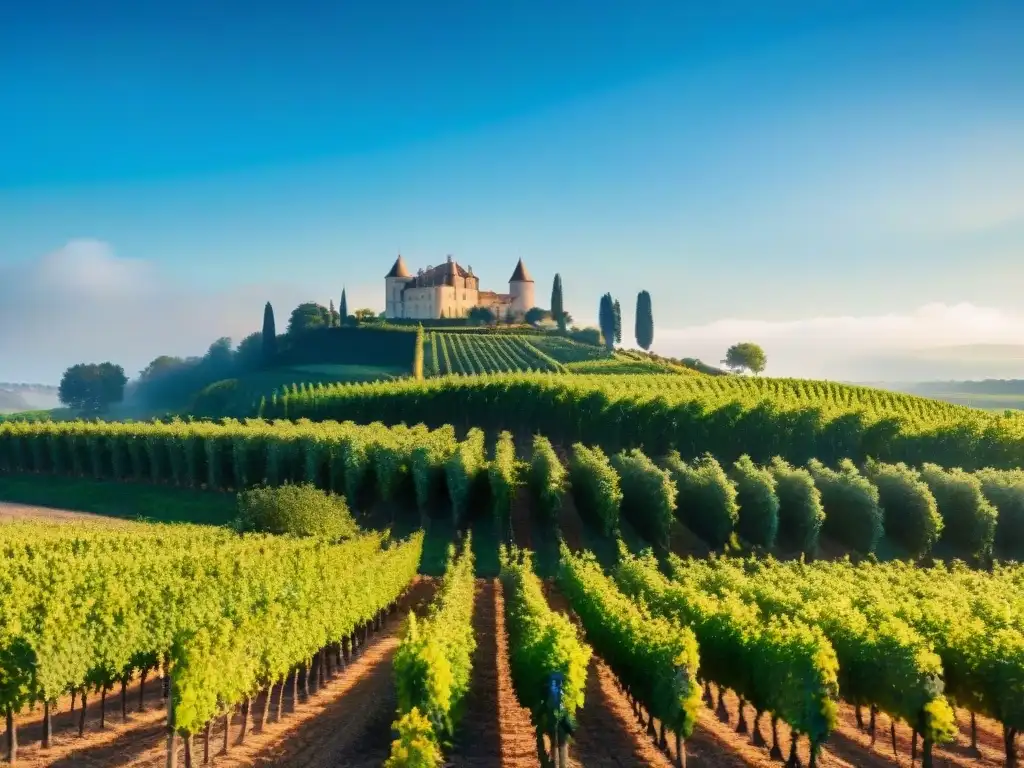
[[1, 1, 1023, 382]]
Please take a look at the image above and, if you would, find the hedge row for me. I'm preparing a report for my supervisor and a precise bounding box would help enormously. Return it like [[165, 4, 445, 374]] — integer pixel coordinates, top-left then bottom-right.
[[730, 455, 780, 549], [529, 435, 567, 523], [808, 459, 884, 556], [258, 372, 1024, 471], [565, 446, 1019, 562], [767, 458, 825, 554], [500, 546, 591, 761], [446, 428, 488, 526], [863, 459, 943, 558], [568, 443, 622, 537], [489, 431, 519, 527], [0, 419, 511, 528], [662, 452, 738, 550], [611, 448, 676, 552], [921, 464, 998, 561], [389, 537, 476, 764]]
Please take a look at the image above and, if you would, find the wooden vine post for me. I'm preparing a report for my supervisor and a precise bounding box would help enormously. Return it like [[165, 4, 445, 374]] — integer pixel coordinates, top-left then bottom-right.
[[166, 684, 179, 768]]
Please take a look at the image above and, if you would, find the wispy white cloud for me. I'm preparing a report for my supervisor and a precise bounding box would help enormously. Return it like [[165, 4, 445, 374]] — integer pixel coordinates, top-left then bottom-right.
[[653, 303, 1024, 380], [0, 240, 380, 383]]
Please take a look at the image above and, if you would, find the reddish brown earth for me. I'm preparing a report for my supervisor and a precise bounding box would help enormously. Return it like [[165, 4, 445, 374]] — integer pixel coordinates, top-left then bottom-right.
[[4, 579, 435, 768], [448, 578, 541, 768], [0, 502, 120, 524]]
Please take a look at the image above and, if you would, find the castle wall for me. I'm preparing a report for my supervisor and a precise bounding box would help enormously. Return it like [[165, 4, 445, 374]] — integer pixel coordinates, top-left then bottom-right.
[[399, 285, 442, 319], [509, 280, 535, 315], [385, 261, 529, 319], [384, 276, 413, 318], [436, 282, 480, 318]]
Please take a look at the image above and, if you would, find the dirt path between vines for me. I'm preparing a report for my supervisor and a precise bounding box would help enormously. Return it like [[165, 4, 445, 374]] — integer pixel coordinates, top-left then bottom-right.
[[6, 579, 435, 768], [0, 502, 119, 524], [448, 578, 540, 768]]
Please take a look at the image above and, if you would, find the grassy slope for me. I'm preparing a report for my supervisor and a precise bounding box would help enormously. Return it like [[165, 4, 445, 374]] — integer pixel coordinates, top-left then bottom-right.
[[0, 475, 237, 525], [191, 364, 408, 417], [0, 408, 79, 423]]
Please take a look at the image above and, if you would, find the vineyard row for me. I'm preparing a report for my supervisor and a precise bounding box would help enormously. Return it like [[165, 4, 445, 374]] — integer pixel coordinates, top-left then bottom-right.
[[2, 516, 1023, 767], [256, 371, 1024, 471], [2, 418, 1023, 562], [0, 520, 423, 766]]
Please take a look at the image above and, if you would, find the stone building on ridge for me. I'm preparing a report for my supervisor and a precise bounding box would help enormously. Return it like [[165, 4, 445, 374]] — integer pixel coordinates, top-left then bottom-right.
[[384, 255, 535, 320]]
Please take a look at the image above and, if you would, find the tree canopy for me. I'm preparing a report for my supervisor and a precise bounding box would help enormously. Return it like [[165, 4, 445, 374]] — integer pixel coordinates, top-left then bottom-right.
[[133, 337, 241, 410], [235, 331, 264, 372], [723, 342, 767, 375], [468, 306, 497, 326], [58, 363, 128, 413], [287, 302, 331, 335], [524, 307, 551, 326]]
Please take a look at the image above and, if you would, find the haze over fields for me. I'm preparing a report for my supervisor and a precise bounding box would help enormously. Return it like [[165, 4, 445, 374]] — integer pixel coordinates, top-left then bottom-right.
[[2, 2, 1022, 384], [2, 241, 1024, 384]]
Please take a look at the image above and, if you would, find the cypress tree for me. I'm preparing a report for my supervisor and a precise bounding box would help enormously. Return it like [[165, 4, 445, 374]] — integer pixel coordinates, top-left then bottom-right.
[[598, 293, 615, 351], [340, 288, 349, 325], [328, 299, 337, 327], [635, 290, 654, 350], [551, 274, 566, 331], [612, 299, 622, 344], [261, 302, 277, 364]]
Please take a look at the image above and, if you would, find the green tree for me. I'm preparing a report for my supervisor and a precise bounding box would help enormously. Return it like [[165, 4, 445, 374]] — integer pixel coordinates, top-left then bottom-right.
[[467, 306, 496, 326], [236, 483, 358, 540], [235, 331, 264, 372], [340, 288, 349, 324], [138, 355, 187, 382], [58, 363, 128, 414], [287, 302, 330, 335], [354, 308, 377, 322], [551, 274, 566, 332], [723, 342, 767, 375], [634, 290, 654, 350], [598, 293, 616, 351], [262, 302, 277, 363], [612, 299, 622, 344], [328, 299, 338, 327], [204, 337, 234, 368], [524, 307, 550, 326]]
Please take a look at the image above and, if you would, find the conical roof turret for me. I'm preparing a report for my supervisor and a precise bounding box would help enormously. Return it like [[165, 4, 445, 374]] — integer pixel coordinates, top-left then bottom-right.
[[386, 254, 411, 278], [509, 258, 533, 283]]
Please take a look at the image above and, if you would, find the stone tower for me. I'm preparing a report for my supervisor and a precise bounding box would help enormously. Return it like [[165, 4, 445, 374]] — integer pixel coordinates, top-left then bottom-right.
[[384, 254, 411, 318], [508, 258, 535, 316]]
